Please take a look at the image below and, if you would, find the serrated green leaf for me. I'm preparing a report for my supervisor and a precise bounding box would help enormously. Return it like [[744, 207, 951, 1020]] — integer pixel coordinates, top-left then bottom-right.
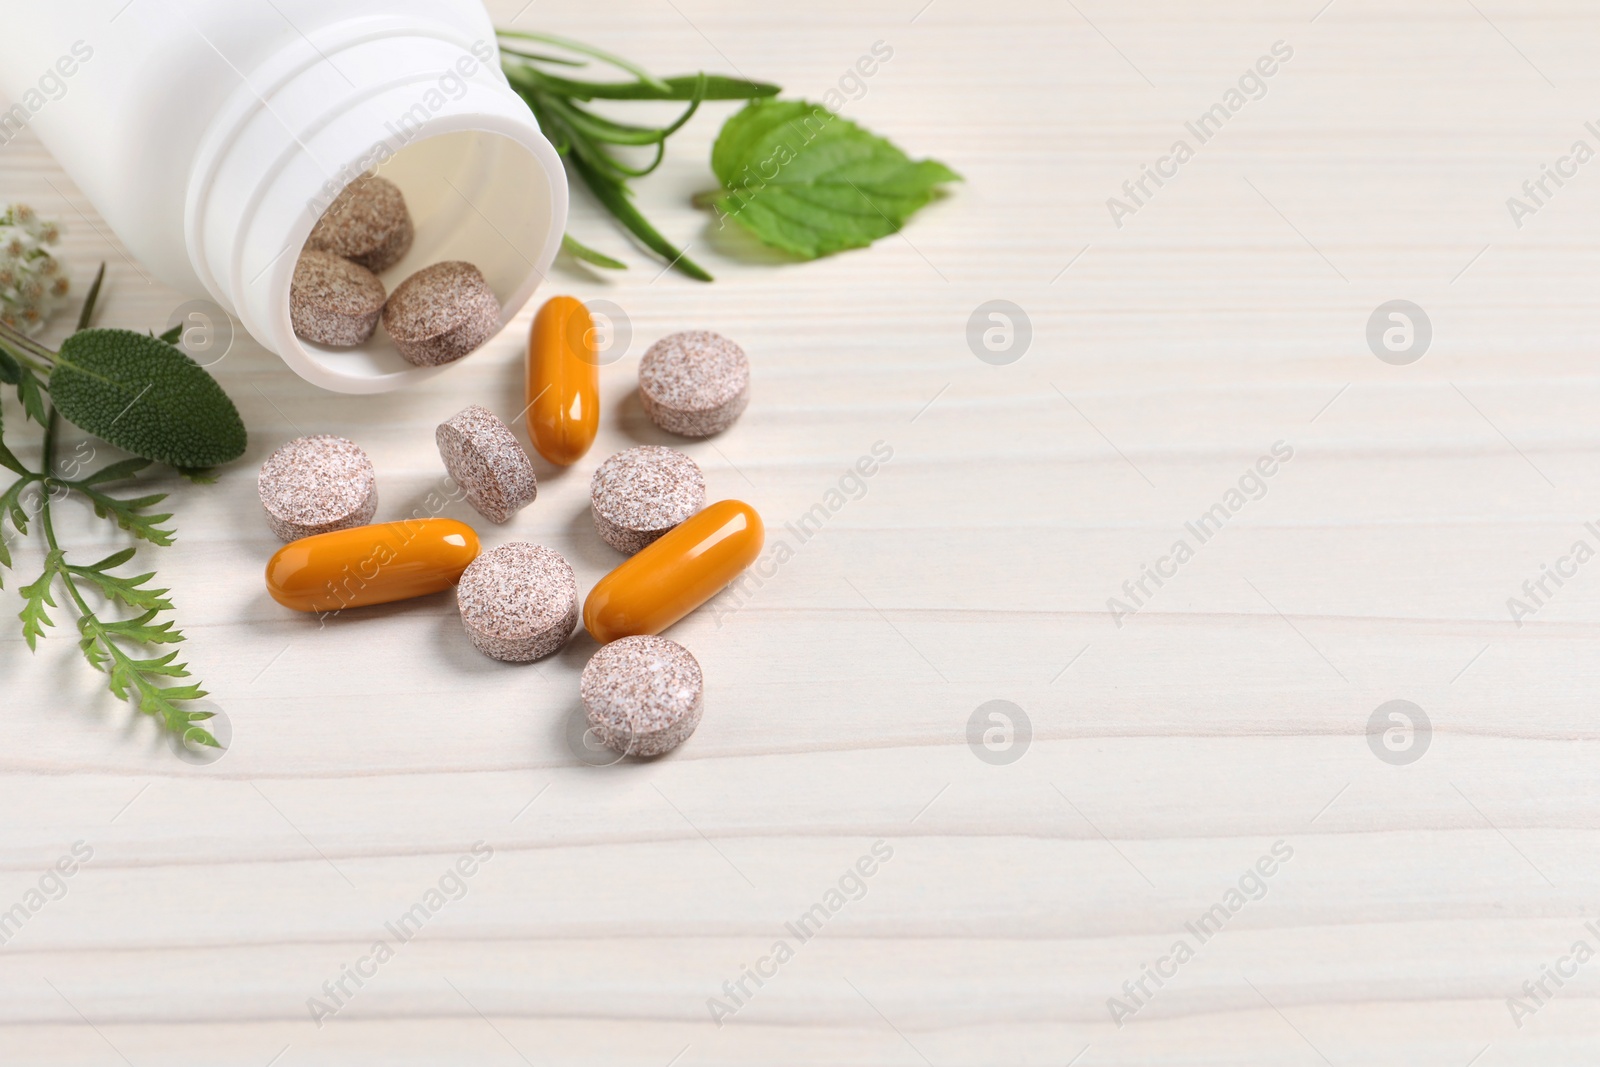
[[66, 563, 172, 612], [77, 484, 175, 546], [18, 552, 62, 650], [1, 477, 30, 536], [98, 607, 182, 644], [49, 328, 247, 468], [123, 649, 190, 678], [707, 99, 960, 260], [77, 630, 109, 672], [0, 345, 19, 385], [17, 369, 46, 425]]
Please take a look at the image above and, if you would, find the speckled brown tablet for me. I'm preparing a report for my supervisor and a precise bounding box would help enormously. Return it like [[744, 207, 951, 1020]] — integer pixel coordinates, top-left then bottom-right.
[[382, 261, 501, 367], [581, 636, 704, 758], [257, 435, 378, 541], [290, 250, 386, 347], [456, 543, 577, 662], [305, 175, 414, 273], [638, 331, 750, 437], [436, 405, 537, 524], [589, 446, 705, 554]]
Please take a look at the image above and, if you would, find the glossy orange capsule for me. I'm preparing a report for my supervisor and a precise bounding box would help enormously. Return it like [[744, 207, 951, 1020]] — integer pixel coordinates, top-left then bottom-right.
[[265, 519, 480, 613], [583, 499, 764, 643], [527, 295, 600, 465]]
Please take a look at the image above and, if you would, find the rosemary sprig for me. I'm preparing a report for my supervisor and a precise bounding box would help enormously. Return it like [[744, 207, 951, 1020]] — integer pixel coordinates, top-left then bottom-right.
[[499, 30, 779, 281], [3, 262, 221, 752]]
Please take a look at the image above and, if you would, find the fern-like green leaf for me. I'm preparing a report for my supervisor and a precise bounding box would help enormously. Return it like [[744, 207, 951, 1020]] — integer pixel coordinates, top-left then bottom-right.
[[17, 369, 46, 426], [65, 562, 172, 612], [75, 485, 175, 546], [18, 551, 63, 650], [97, 607, 182, 645]]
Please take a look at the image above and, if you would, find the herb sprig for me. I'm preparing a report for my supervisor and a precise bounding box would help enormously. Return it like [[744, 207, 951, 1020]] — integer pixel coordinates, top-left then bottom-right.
[[1, 257, 247, 752], [499, 30, 779, 281]]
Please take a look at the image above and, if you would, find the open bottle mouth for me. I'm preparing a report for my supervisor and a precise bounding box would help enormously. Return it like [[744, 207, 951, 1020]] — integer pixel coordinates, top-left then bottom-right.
[[185, 24, 567, 394], [285, 126, 561, 387]]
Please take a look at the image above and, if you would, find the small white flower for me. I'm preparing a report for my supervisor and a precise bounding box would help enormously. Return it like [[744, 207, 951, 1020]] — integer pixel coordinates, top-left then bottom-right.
[[0, 203, 68, 335]]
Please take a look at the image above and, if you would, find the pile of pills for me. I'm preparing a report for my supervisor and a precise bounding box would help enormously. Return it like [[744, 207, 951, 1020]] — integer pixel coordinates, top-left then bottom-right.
[[261, 295, 762, 760], [290, 175, 500, 366]]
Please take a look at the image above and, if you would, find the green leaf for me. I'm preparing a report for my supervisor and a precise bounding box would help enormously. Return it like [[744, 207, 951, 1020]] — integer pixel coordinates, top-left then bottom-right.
[[156, 324, 182, 346], [561, 234, 628, 270], [77, 263, 106, 332], [75, 484, 175, 546], [18, 369, 46, 425], [0, 476, 31, 535], [498, 45, 588, 68], [497, 30, 671, 90], [18, 551, 62, 650], [514, 70, 778, 102], [76, 456, 152, 487], [0, 430, 29, 477], [0, 345, 19, 385], [706, 100, 961, 260], [66, 561, 172, 612], [80, 547, 138, 572], [542, 89, 703, 146], [97, 606, 182, 644], [49, 328, 247, 468], [569, 153, 714, 281]]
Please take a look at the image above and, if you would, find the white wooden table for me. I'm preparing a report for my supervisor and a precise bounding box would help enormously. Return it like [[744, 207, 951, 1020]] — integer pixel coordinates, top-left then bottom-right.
[[5, 0, 1600, 1062]]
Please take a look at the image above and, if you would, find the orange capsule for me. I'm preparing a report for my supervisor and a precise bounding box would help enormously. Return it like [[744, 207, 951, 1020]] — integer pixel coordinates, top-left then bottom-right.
[[583, 500, 764, 643], [265, 519, 480, 613], [527, 295, 600, 465]]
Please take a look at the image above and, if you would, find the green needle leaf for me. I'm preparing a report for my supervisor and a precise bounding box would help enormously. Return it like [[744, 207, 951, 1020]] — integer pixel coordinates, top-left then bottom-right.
[[48, 328, 247, 468], [515, 71, 778, 102], [561, 234, 628, 270], [498, 45, 589, 67], [497, 30, 671, 90], [706, 99, 961, 260], [569, 154, 713, 281]]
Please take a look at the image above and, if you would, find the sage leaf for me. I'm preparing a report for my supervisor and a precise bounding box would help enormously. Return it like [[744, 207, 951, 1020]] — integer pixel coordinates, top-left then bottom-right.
[[49, 328, 246, 468], [706, 99, 960, 260]]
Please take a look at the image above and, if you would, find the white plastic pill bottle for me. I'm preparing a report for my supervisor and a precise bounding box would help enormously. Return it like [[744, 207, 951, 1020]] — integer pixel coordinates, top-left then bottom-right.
[[0, 0, 567, 393]]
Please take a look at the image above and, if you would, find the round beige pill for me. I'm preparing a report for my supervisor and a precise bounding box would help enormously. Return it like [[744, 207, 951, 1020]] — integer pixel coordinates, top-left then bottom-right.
[[581, 635, 704, 758], [305, 175, 415, 273], [589, 446, 706, 554], [638, 331, 750, 438], [382, 261, 502, 367], [456, 543, 578, 662], [290, 250, 386, 347], [257, 435, 378, 541], [436, 405, 538, 524]]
